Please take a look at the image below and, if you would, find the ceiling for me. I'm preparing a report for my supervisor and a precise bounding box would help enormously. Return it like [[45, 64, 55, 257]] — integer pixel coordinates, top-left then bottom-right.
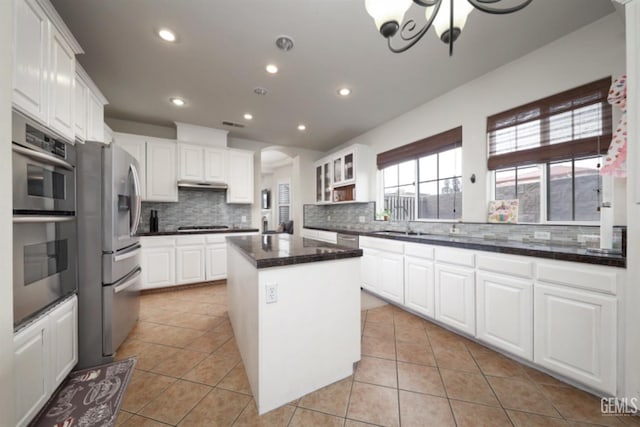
[[51, 0, 615, 152]]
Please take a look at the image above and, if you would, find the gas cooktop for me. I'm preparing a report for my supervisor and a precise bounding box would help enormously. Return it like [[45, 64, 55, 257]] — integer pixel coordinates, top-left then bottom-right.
[[177, 225, 229, 232]]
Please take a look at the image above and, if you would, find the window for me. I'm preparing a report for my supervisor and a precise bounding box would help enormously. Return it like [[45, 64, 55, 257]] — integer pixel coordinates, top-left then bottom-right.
[[378, 127, 462, 221], [277, 181, 290, 224], [488, 78, 611, 223]]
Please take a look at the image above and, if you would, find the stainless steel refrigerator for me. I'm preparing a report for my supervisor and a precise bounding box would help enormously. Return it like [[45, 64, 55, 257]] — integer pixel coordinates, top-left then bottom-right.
[[76, 141, 142, 368]]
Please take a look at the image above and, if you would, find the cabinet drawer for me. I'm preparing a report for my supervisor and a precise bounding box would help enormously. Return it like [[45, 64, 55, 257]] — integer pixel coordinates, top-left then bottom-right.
[[404, 242, 434, 260], [206, 234, 227, 244], [536, 261, 618, 295], [302, 228, 319, 239], [141, 236, 175, 248], [477, 254, 533, 279], [316, 230, 337, 244], [360, 236, 404, 254], [435, 247, 475, 267], [176, 235, 206, 246]]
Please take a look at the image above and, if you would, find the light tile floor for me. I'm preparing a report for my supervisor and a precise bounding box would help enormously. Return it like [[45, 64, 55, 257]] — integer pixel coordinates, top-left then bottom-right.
[[114, 284, 639, 427]]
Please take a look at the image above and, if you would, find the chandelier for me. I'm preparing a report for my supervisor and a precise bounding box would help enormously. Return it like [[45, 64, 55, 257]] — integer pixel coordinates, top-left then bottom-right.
[[365, 0, 533, 55]]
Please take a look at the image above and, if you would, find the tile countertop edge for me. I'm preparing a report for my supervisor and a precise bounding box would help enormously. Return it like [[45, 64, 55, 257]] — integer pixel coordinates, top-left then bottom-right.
[[303, 226, 626, 268], [137, 228, 260, 236], [227, 235, 363, 269]]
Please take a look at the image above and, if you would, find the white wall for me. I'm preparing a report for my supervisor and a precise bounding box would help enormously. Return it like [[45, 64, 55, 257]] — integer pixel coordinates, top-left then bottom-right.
[[338, 13, 626, 223], [0, 0, 15, 419], [105, 117, 177, 139]]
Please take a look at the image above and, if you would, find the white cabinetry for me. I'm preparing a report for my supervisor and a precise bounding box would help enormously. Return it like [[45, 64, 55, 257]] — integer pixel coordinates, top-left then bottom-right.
[[227, 149, 254, 204], [74, 65, 108, 143], [178, 143, 227, 184], [14, 295, 77, 427], [404, 243, 435, 318], [13, 0, 83, 142], [434, 248, 475, 336], [140, 237, 176, 290], [533, 260, 618, 395], [146, 140, 178, 202], [206, 234, 227, 281], [476, 271, 533, 360], [315, 144, 374, 203], [176, 236, 206, 285], [13, 0, 50, 124], [48, 23, 75, 141], [359, 236, 404, 303]]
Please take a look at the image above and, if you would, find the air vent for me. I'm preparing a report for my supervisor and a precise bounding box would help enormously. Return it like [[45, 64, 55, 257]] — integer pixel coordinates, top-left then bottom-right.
[[222, 121, 245, 128]]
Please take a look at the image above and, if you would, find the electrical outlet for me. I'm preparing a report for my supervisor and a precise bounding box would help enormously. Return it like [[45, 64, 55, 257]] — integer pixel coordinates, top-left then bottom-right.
[[241, 215, 247, 223], [449, 226, 459, 234], [358, 216, 365, 223], [327, 215, 331, 221], [534, 231, 551, 240], [266, 283, 278, 304]]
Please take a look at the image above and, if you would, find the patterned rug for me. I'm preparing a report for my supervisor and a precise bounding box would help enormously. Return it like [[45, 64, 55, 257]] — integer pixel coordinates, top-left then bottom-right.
[[29, 357, 136, 427]]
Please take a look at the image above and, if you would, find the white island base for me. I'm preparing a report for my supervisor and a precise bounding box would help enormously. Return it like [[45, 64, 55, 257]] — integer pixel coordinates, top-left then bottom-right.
[[227, 243, 361, 415]]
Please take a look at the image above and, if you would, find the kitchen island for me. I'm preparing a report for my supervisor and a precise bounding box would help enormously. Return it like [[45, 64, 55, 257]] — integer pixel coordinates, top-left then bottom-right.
[[226, 234, 362, 414]]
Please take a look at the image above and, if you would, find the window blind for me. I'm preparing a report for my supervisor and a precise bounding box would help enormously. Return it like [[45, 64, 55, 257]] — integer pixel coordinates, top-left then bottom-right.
[[376, 126, 462, 170], [487, 77, 612, 170]]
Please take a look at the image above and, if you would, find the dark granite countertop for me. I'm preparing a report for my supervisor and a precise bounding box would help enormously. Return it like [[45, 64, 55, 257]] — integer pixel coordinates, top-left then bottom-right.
[[138, 228, 259, 237], [304, 226, 625, 268], [227, 234, 363, 269]]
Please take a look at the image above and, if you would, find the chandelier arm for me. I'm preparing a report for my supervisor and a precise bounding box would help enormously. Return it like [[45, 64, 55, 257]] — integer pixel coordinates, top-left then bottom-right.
[[413, 0, 439, 7], [388, 0, 442, 53], [466, 0, 533, 15]]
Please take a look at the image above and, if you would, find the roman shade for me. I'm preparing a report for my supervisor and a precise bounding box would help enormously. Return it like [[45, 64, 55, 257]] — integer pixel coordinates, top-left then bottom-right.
[[376, 126, 462, 170], [487, 77, 613, 170]]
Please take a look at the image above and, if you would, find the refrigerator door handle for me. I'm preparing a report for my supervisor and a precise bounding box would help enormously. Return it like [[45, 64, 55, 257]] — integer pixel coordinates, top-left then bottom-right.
[[113, 243, 142, 263], [129, 163, 142, 236], [113, 268, 141, 294]]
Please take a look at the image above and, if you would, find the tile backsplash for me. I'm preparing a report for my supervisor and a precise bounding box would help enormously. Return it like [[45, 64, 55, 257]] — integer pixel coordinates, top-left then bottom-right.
[[140, 188, 252, 232], [303, 202, 624, 249]]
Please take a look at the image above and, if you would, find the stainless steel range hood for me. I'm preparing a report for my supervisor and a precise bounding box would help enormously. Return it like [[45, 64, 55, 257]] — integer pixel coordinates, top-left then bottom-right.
[[178, 181, 228, 190]]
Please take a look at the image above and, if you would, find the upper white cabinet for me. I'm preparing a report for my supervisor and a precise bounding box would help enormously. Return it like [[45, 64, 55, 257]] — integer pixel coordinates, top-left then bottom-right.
[[48, 23, 75, 141], [13, 0, 84, 142], [13, 0, 49, 124], [227, 149, 254, 204], [178, 143, 227, 184], [146, 139, 178, 202], [314, 144, 374, 204], [75, 64, 107, 143]]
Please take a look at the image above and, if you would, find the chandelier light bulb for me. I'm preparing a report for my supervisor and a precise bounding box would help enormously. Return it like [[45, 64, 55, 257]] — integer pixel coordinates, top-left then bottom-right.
[[428, 0, 474, 43], [365, 0, 412, 37]]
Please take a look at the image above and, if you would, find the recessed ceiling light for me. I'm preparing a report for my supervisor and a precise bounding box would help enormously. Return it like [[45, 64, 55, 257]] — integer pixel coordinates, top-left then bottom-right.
[[338, 87, 351, 97], [297, 124, 307, 131], [158, 29, 176, 42], [243, 113, 253, 120], [170, 97, 185, 106], [266, 64, 279, 74]]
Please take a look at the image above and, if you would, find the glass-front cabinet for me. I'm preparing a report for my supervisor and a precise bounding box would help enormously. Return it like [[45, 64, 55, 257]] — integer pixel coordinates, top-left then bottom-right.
[[333, 151, 355, 186], [315, 160, 332, 203]]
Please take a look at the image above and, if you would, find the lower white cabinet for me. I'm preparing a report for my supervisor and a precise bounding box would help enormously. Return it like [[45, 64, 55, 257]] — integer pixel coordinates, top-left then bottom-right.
[[404, 255, 435, 318], [476, 271, 533, 360], [141, 245, 176, 290], [176, 245, 206, 285], [360, 248, 379, 294], [206, 244, 227, 281], [434, 264, 476, 336], [534, 283, 617, 395], [378, 252, 404, 304], [14, 295, 78, 427]]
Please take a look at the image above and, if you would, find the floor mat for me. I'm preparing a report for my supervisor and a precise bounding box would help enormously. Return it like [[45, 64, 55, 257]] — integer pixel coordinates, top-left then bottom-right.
[[29, 357, 137, 427]]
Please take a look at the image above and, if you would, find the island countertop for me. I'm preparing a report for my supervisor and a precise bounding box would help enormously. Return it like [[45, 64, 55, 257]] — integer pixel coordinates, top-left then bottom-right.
[[226, 234, 363, 269]]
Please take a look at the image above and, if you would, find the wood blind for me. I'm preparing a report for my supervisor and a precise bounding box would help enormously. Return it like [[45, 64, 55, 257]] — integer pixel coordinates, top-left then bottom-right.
[[376, 126, 462, 169], [486, 77, 612, 170]]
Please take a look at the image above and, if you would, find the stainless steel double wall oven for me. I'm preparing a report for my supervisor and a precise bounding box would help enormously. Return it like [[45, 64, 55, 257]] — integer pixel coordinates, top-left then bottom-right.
[[12, 112, 78, 329]]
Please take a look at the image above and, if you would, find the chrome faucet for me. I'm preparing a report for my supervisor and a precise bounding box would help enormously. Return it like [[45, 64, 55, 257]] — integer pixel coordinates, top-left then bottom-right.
[[393, 205, 412, 234]]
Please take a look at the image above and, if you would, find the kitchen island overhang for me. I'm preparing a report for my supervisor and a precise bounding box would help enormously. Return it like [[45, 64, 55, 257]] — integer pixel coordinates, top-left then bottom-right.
[[226, 234, 362, 415]]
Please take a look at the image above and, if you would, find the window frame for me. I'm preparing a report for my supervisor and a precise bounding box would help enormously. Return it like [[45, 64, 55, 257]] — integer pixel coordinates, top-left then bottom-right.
[[277, 179, 291, 224]]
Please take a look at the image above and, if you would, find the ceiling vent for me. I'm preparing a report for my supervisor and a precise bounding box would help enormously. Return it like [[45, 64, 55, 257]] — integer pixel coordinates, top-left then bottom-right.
[[222, 121, 245, 128]]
